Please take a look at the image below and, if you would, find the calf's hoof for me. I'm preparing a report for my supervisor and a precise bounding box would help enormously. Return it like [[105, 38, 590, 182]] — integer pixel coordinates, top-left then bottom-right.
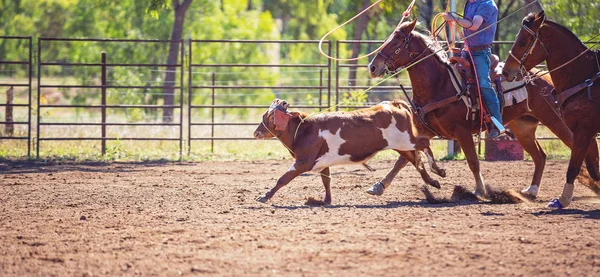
[[256, 195, 269, 203], [547, 198, 564, 209], [366, 182, 385, 196]]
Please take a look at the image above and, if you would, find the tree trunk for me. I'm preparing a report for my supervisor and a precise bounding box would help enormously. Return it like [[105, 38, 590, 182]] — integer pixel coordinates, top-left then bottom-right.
[[494, 0, 517, 55], [163, 0, 192, 123], [418, 0, 435, 31], [347, 0, 374, 88]]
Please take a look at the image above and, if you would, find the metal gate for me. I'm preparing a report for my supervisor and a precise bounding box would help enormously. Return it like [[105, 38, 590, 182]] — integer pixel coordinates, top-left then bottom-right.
[[36, 38, 185, 158], [187, 39, 332, 153], [0, 36, 33, 157]]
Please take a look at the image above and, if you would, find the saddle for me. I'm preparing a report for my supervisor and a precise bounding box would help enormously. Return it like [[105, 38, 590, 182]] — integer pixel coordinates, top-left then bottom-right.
[[448, 48, 505, 111]]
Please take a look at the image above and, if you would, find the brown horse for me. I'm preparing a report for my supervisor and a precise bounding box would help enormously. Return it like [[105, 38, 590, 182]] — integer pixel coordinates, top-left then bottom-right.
[[503, 11, 600, 208], [366, 19, 597, 199]]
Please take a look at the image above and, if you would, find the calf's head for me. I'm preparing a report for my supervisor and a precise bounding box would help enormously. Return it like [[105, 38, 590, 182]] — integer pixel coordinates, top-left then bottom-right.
[[253, 99, 297, 139]]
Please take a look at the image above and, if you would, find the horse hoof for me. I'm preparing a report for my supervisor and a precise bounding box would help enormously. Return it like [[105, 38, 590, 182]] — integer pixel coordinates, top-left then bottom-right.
[[520, 185, 539, 198], [547, 198, 564, 209], [473, 190, 488, 201], [437, 169, 447, 178], [366, 182, 385, 196], [256, 195, 269, 203], [430, 180, 441, 189]]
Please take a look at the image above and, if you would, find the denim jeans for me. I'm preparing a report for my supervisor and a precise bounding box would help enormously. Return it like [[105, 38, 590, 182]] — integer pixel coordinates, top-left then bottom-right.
[[470, 48, 502, 123]]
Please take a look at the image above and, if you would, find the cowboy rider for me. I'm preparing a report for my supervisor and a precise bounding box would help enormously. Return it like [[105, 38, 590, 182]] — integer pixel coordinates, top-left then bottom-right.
[[443, 0, 505, 138]]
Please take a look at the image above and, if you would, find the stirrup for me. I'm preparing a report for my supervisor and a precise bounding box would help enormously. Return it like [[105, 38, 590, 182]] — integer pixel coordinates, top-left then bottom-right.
[[490, 116, 505, 134]]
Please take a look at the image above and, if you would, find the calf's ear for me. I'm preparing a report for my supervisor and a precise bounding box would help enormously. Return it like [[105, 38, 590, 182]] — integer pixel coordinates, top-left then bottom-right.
[[274, 110, 293, 131]]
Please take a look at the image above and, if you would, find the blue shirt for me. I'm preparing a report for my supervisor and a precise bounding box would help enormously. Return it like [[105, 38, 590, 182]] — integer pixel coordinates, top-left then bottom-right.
[[463, 0, 498, 47]]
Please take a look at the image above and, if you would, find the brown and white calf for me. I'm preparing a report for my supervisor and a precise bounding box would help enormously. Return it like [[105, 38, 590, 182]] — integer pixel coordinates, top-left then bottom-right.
[[253, 99, 442, 205]]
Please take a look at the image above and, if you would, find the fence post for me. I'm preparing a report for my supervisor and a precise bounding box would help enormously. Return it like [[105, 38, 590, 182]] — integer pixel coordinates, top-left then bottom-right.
[[5, 86, 14, 136], [319, 69, 323, 111], [211, 72, 215, 153], [101, 52, 107, 156]]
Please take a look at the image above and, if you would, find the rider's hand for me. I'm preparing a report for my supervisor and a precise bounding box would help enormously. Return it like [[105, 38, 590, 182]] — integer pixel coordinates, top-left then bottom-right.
[[443, 13, 455, 22]]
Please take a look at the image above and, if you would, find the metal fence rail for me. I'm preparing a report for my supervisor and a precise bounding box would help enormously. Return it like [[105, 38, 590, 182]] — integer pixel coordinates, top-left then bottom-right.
[[1, 38, 597, 158], [0, 36, 33, 157], [36, 38, 185, 158], [187, 39, 332, 153]]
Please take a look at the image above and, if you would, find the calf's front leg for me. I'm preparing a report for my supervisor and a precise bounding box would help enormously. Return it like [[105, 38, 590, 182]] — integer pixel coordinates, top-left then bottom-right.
[[257, 160, 312, 203]]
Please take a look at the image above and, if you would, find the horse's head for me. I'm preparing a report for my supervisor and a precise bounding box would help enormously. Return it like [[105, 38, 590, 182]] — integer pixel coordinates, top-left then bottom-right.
[[368, 19, 422, 78], [503, 10, 548, 81]]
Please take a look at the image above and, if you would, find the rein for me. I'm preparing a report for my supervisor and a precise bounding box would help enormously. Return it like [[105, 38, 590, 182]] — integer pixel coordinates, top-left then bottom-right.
[[508, 18, 549, 79], [511, 21, 600, 107], [523, 32, 600, 82], [318, 0, 416, 61], [291, 0, 541, 140], [376, 32, 431, 75]]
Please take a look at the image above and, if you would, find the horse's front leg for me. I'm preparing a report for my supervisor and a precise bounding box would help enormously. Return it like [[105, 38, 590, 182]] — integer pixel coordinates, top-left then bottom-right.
[[548, 131, 596, 208], [455, 129, 487, 198], [257, 160, 312, 203], [584, 138, 600, 182]]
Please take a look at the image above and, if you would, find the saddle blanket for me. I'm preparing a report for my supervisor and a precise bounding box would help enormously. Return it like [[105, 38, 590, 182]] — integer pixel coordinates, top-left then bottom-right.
[[450, 61, 528, 108], [494, 62, 527, 108]]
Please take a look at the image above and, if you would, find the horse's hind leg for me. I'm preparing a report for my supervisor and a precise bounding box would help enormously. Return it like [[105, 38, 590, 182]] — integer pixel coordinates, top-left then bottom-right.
[[507, 116, 546, 197]]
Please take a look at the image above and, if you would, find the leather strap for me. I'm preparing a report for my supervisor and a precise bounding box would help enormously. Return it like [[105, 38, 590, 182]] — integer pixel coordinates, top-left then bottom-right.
[[468, 44, 491, 52], [557, 72, 600, 107], [419, 95, 461, 115]]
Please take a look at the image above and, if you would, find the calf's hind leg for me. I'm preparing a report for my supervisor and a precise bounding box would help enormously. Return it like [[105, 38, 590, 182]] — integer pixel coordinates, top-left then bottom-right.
[[320, 167, 332, 205], [367, 150, 439, 196], [423, 147, 446, 178]]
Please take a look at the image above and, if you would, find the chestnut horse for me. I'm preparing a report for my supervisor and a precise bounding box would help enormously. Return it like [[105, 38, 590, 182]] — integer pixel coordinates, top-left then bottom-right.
[[503, 11, 600, 208], [367, 20, 596, 198]]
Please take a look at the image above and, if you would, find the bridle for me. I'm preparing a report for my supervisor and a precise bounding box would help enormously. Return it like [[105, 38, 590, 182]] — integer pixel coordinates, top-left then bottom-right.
[[508, 18, 549, 79], [375, 31, 427, 74], [260, 107, 284, 139]]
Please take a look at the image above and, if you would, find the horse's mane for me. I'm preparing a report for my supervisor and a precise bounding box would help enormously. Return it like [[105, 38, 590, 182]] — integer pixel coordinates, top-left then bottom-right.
[[396, 21, 449, 64], [413, 30, 449, 64], [523, 12, 587, 49]]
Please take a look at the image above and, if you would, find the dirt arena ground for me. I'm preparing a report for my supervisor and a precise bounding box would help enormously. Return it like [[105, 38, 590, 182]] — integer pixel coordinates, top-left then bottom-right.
[[1, 159, 600, 276]]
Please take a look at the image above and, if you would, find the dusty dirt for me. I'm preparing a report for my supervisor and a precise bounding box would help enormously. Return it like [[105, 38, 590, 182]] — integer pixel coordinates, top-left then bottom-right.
[[1, 159, 600, 276]]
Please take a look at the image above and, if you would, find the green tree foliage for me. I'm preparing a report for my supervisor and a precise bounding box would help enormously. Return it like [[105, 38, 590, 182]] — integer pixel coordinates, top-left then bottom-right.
[[540, 0, 600, 41], [1, 0, 598, 116]]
